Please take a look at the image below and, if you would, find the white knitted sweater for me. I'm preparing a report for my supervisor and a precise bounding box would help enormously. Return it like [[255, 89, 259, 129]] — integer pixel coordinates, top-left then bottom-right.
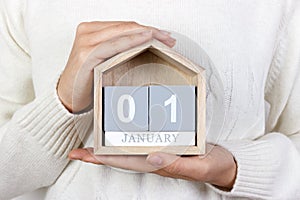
[[0, 0, 300, 199]]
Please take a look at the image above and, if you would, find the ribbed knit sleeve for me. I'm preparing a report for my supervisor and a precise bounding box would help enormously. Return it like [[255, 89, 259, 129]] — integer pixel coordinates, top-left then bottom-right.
[[0, 0, 93, 199], [207, 1, 300, 199], [211, 134, 300, 199]]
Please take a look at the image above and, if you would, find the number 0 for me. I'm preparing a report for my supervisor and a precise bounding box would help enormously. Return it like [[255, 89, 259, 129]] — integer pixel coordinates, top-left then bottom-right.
[[117, 94, 135, 123]]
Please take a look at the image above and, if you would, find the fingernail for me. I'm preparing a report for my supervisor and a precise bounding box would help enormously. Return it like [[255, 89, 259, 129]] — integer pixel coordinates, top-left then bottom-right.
[[168, 37, 176, 42], [159, 30, 171, 35], [142, 30, 152, 36], [147, 155, 163, 167]]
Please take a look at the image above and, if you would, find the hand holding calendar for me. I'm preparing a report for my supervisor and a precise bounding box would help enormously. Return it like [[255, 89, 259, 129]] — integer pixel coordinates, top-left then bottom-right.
[[57, 21, 175, 113]]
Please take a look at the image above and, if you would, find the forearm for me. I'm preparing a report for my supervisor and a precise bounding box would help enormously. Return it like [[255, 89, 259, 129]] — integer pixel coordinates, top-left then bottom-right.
[[0, 84, 92, 199], [210, 133, 300, 199]]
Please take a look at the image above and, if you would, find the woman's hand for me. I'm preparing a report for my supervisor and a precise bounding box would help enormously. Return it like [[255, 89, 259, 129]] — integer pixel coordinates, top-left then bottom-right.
[[61, 21, 237, 190], [57, 21, 176, 113], [69, 144, 237, 190]]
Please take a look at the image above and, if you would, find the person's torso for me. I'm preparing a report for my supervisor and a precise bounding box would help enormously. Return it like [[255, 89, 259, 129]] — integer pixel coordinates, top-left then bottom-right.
[[16, 0, 287, 199]]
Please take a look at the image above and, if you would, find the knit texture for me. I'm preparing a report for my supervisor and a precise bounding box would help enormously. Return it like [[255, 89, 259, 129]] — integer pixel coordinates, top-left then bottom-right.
[[1, 0, 300, 199]]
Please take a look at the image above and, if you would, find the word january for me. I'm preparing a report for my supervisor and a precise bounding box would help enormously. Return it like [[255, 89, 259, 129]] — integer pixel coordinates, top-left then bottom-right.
[[121, 133, 179, 144]]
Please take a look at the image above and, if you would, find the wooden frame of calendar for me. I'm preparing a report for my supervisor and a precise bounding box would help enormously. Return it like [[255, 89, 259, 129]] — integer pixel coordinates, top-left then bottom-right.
[[94, 39, 206, 155]]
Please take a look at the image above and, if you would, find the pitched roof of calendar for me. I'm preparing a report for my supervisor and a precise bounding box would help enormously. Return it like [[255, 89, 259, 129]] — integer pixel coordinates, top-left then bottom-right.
[[94, 39, 204, 74]]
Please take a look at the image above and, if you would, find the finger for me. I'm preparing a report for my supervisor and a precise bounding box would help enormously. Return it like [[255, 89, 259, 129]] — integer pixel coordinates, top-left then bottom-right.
[[69, 148, 92, 160], [146, 152, 208, 181], [69, 148, 105, 164], [70, 149, 157, 172], [86, 30, 154, 69], [146, 153, 195, 180], [151, 28, 176, 47], [76, 21, 124, 35], [69, 148, 157, 172], [89, 154, 157, 172], [85, 24, 175, 47]]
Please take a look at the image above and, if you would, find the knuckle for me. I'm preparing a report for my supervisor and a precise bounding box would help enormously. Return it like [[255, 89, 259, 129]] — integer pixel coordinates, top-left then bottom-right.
[[127, 21, 139, 26], [77, 22, 90, 34], [111, 22, 142, 33], [80, 34, 101, 47], [150, 27, 159, 33], [77, 35, 96, 47]]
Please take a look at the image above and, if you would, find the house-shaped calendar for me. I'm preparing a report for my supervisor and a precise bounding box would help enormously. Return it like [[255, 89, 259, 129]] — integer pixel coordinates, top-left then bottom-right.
[[94, 39, 205, 155]]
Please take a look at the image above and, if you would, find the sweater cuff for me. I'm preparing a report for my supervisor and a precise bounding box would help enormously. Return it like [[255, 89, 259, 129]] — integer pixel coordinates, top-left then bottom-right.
[[12, 82, 93, 159], [206, 139, 276, 199]]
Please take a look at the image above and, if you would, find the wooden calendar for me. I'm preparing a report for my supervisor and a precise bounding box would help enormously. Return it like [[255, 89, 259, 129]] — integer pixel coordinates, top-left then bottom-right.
[[94, 39, 205, 155]]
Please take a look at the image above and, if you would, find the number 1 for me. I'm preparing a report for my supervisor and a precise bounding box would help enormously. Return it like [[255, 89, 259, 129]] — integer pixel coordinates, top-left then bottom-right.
[[164, 94, 177, 123]]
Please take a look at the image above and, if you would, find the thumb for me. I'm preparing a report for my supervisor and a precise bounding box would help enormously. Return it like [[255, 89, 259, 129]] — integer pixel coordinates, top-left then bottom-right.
[[147, 152, 207, 181], [146, 152, 180, 169]]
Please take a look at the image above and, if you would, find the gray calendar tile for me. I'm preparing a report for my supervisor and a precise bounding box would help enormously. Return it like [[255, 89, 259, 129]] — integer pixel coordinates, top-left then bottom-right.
[[104, 86, 148, 131], [149, 85, 196, 131]]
